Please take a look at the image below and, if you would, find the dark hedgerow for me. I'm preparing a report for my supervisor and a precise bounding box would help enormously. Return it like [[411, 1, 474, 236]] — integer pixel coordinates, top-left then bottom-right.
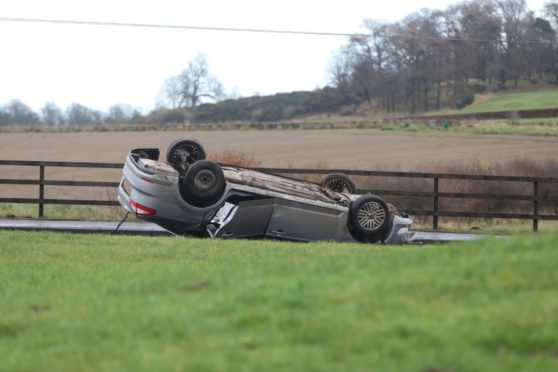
[[192, 87, 363, 123]]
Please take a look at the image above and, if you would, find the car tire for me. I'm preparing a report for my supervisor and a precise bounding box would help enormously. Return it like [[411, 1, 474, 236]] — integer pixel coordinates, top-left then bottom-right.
[[180, 160, 226, 208], [166, 138, 206, 170], [321, 173, 357, 193], [348, 194, 391, 243]]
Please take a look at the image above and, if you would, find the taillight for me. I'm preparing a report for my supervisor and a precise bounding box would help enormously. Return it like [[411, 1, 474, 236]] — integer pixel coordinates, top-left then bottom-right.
[[130, 199, 156, 216]]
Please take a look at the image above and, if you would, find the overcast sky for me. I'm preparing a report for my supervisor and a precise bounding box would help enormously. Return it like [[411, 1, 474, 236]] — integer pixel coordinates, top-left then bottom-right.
[[0, 0, 548, 113]]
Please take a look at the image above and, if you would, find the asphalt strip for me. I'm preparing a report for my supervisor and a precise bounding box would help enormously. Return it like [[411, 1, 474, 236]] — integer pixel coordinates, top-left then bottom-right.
[[0, 219, 493, 243], [0, 219, 171, 236]]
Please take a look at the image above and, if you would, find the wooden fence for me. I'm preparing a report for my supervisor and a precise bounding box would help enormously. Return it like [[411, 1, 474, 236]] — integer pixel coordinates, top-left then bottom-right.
[[0, 160, 122, 218], [1, 160, 557, 231]]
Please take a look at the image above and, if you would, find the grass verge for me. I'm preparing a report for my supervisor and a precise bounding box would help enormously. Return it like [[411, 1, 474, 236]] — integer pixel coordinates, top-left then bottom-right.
[[0, 204, 132, 221], [379, 120, 558, 136], [1, 231, 557, 371]]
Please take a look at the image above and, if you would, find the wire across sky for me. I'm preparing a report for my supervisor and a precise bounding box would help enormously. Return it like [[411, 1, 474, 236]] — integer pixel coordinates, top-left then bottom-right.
[[0, 17, 555, 45]]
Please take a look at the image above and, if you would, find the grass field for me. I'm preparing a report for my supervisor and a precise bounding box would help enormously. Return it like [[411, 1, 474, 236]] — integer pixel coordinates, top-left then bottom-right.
[[462, 90, 558, 113], [2, 129, 556, 203], [1, 129, 557, 171], [1, 231, 557, 371]]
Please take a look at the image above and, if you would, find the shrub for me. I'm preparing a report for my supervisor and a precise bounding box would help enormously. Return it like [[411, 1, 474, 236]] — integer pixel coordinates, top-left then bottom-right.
[[209, 151, 262, 168], [455, 93, 475, 109], [471, 84, 487, 94], [192, 87, 363, 123], [343, 158, 558, 228], [146, 109, 190, 125]]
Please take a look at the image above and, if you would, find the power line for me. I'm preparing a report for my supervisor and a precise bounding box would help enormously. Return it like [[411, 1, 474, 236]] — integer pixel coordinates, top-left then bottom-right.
[[0, 17, 555, 45], [0, 17, 358, 37]]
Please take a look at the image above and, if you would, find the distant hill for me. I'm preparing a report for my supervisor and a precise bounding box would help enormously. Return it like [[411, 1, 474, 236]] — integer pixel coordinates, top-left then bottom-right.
[[192, 87, 362, 123], [143, 83, 558, 127]]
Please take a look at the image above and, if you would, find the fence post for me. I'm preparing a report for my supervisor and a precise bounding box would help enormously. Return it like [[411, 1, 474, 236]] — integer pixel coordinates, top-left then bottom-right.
[[433, 177, 439, 230], [533, 181, 538, 232], [39, 164, 45, 218]]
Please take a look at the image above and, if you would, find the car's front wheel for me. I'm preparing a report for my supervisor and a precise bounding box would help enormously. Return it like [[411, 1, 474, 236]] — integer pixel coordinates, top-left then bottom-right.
[[179, 160, 226, 208], [348, 195, 391, 243]]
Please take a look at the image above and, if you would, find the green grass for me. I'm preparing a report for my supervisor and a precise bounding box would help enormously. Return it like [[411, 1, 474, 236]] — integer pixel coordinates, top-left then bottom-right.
[[462, 90, 558, 113], [380, 120, 558, 136], [413, 218, 558, 235], [514, 117, 558, 125], [0, 203, 130, 221], [1, 231, 558, 371]]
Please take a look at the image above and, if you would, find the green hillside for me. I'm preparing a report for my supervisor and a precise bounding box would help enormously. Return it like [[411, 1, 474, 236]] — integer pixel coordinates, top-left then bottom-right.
[[190, 88, 558, 124], [462, 90, 558, 113]]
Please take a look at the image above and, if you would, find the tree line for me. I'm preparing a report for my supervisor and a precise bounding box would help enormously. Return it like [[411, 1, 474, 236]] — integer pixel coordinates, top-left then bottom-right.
[[0, 100, 143, 128], [0, 53, 225, 128], [329, 0, 558, 113]]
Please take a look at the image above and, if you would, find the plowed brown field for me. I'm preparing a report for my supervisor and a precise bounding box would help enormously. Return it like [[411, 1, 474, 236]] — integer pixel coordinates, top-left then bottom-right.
[[2, 129, 557, 167], [1, 129, 557, 199]]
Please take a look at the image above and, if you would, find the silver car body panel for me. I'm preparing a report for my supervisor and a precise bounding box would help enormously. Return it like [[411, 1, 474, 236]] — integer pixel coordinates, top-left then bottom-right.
[[118, 153, 415, 244]]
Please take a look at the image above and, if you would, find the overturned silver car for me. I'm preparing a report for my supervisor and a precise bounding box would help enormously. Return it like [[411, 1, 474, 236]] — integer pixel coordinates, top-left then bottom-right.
[[117, 138, 415, 243]]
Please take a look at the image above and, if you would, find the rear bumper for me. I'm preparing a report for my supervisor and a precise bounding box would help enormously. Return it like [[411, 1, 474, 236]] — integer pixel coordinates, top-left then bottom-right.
[[117, 155, 220, 234]]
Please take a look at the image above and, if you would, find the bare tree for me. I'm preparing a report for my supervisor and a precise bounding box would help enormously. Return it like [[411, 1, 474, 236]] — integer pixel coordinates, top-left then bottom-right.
[[544, 1, 558, 82], [329, 46, 355, 89], [105, 104, 134, 124], [0, 109, 10, 127], [544, 0, 558, 25], [66, 103, 102, 126], [159, 76, 183, 109], [497, 0, 531, 87], [160, 54, 224, 108], [5, 100, 39, 126], [41, 102, 65, 127], [349, 20, 393, 107]]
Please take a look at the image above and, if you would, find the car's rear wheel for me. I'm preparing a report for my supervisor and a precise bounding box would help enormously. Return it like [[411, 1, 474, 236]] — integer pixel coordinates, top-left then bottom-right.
[[321, 173, 357, 193], [166, 138, 206, 172], [179, 160, 225, 208], [348, 195, 391, 243]]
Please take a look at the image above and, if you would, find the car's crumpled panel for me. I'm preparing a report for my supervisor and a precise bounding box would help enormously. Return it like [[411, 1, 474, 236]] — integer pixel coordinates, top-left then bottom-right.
[[222, 167, 352, 207], [139, 158, 179, 175]]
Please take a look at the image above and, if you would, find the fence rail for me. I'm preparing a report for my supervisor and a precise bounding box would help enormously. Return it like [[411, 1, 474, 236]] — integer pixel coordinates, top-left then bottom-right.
[[0, 160, 122, 217], [1, 160, 557, 231]]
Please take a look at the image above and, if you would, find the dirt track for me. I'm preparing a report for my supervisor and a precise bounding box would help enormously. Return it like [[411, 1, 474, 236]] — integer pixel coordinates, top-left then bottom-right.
[[1, 129, 557, 169]]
